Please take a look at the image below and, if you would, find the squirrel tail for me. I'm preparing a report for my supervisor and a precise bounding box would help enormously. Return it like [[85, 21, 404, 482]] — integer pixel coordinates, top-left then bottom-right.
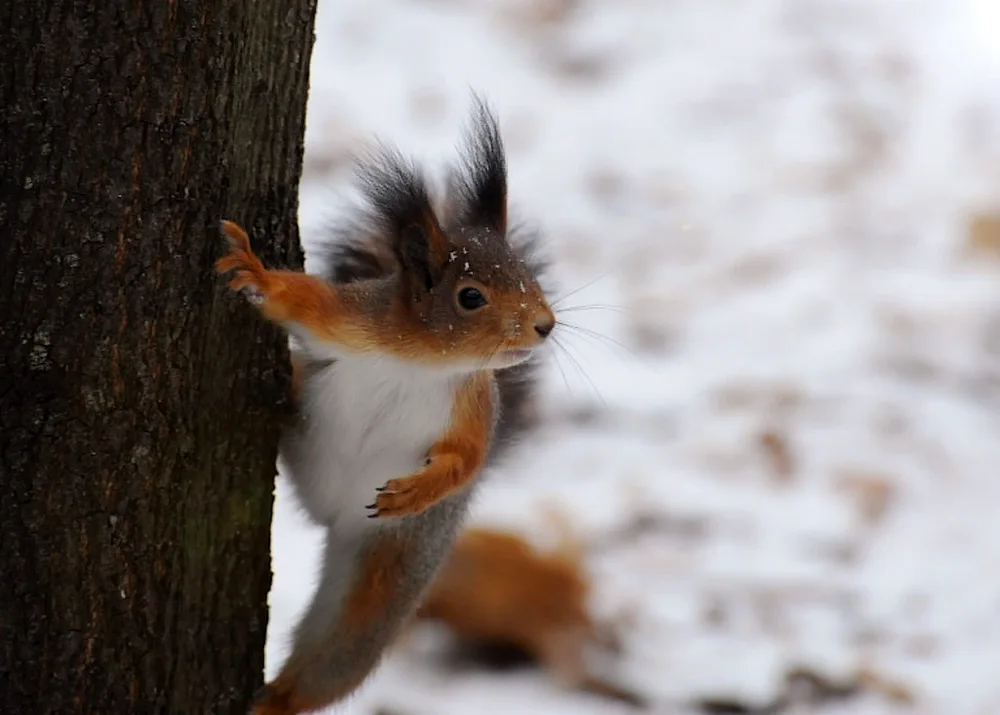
[[255, 494, 472, 715], [252, 531, 416, 715]]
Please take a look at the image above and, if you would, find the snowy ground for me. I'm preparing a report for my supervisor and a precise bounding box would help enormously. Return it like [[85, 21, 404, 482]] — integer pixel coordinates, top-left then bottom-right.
[[266, 1, 1000, 713]]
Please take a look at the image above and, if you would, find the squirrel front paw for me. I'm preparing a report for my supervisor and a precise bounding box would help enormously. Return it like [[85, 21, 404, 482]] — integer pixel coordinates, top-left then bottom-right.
[[366, 475, 433, 519], [215, 220, 272, 305]]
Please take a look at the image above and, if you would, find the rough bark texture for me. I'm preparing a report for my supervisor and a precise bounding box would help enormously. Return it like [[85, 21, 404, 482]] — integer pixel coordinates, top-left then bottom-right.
[[0, 1, 317, 713]]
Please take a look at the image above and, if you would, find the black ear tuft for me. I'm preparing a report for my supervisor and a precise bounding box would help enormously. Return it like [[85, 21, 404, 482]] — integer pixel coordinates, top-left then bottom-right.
[[355, 145, 448, 291], [452, 93, 507, 234]]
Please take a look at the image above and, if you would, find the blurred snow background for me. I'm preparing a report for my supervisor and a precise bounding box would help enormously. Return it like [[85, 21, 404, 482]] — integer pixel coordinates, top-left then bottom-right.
[[266, 0, 1000, 713]]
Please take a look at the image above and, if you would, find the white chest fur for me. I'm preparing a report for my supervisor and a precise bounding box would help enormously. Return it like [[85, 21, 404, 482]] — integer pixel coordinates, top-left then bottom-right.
[[279, 354, 459, 533]]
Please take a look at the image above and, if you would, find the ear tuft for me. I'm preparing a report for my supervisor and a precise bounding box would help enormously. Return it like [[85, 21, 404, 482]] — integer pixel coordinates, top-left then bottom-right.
[[355, 146, 448, 291], [451, 93, 507, 234]]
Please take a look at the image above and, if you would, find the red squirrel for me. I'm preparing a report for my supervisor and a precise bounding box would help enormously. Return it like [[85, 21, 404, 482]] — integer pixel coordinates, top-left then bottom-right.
[[215, 98, 555, 715]]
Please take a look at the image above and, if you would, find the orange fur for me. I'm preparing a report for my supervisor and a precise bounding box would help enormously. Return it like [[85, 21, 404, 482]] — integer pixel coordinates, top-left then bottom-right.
[[252, 671, 370, 715], [217, 224, 528, 522], [253, 660, 360, 715], [215, 220, 552, 367], [372, 283, 553, 368], [339, 537, 411, 631], [216, 221, 374, 352], [370, 373, 492, 518], [251, 685, 326, 715]]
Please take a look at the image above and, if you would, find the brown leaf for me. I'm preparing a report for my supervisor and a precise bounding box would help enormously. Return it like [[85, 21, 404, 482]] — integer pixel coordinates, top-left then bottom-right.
[[835, 471, 896, 526], [967, 212, 1000, 258], [759, 429, 794, 483], [856, 666, 917, 705]]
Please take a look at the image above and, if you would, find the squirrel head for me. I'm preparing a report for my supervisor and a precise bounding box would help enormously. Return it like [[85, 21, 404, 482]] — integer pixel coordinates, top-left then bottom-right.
[[355, 99, 554, 373]]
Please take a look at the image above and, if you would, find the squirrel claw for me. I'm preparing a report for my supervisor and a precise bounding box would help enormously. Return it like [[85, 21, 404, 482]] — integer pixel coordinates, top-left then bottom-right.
[[215, 220, 270, 305], [367, 476, 429, 519]]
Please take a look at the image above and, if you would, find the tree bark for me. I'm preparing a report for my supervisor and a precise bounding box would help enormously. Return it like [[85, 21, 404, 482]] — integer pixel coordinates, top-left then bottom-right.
[[0, 1, 317, 713]]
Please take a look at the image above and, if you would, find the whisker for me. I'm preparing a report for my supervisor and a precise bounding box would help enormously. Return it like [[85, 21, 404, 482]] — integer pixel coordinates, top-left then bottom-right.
[[475, 333, 506, 373], [552, 335, 606, 405], [555, 330, 602, 375], [549, 337, 586, 397], [556, 320, 637, 360], [484, 335, 506, 371], [556, 304, 627, 316], [546, 342, 573, 395], [552, 269, 615, 308]]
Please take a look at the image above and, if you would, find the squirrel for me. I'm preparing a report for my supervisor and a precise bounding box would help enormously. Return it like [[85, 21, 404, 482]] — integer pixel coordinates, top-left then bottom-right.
[[215, 97, 555, 715], [413, 524, 643, 707]]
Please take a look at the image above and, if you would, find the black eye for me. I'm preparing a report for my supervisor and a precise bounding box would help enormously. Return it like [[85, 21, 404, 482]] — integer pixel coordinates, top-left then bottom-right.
[[457, 286, 488, 311]]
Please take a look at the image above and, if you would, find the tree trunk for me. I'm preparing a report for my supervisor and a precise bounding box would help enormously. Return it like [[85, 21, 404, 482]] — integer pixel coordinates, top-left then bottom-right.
[[0, 1, 317, 713]]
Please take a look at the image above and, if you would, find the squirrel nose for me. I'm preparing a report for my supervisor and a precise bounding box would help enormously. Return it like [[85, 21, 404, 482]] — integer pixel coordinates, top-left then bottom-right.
[[534, 312, 555, 339]]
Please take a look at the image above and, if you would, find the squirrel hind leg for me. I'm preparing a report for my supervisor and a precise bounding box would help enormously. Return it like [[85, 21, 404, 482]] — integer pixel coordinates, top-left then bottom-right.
[[250, 533, 414, 715], [250, 682, 309, 715], [251, 669, 369, 715], [250, 684, 293, 715], [250, 678, 346, 715]]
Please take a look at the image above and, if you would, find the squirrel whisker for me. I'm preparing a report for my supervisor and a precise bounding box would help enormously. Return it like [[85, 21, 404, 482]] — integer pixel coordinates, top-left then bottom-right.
[[482, 334, 507, 372], [545, 341, 573, 395], [555, 320, 637, 360], [555, 303, 627, 316], [550, 334, 606, 405], [551, 269, 615, 308]]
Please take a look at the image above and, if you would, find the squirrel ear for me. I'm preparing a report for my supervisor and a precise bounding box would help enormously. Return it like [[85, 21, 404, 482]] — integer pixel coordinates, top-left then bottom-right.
[[453, 95, 507, 234], [354, 146, 452, 293]]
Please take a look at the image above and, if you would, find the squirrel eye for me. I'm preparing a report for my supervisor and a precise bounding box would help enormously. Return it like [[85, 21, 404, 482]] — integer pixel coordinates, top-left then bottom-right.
[[457, 286, 488, 311]]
